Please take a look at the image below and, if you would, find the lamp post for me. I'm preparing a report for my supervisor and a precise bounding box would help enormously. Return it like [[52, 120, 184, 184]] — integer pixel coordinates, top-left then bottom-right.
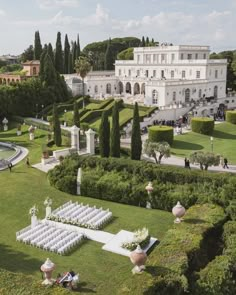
[[64, 109, 67, 127], [145, 182, 153, 209], [41, 105, 44, 120], [210, 136, 214, 153]]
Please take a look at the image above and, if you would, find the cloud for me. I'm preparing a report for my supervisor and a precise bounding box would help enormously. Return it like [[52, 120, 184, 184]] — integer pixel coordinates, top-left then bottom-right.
[[37, 0, 80, 10], [0, 9, 6, 16]]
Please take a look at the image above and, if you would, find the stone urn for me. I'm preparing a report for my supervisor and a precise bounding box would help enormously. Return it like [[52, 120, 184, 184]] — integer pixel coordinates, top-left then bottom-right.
[[28, 125, 35, 140], [130, 245, 147, 274], [2, 117, 8, 131], [41, 258, 55, 285], [172, 201, 186, 223]]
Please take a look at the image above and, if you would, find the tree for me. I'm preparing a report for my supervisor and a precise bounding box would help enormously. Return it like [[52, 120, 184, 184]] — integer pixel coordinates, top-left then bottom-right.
[[39, 45, 48, 81], [143, 140, 170, 164], [131, 102, 142, 160], [141, 36, 146, 47], [74, 56, 92, 96], [189, 151, 220, 170], [68, 51, 73, 74], [64, 34, 70, 74], [146, 37, 150, 46], [43, 53, 57, 87], [76, 34, 81, 59], [54, 32, 63, 73], [52, 103, 62, 146], [34, 31, 42, 60], [99, 111, 110, 157], [73, 102, 80, 127], [20, 45, 34, 62], [110, 101, 120, 157], [47, 43, 54, 65], [104, 38, 113, 70], [71, 41, 77, 73]]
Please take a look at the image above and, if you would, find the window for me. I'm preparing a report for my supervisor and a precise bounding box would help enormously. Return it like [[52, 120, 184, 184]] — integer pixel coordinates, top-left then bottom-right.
[[171, 70, 174, 78], [171, 53, 175, 62], [215, 70, 218, 78], [196, 71, 200, 78], [181, 53, 184, 60], [173, 91, 176, 101], [128, 69, 131, 76], [33, 67, 37, 75], [106, 83, 111, 94], [195, 53, 198, 59], [182, 70, 186, 78], [152, 90, 158, 104], [161, 70, 165, 78], [94, 85, 98, 93], [118, 69, 121, 76], [153, 70, 156, 77], [146, 54, 151, 63], [145, 70, 149, 77], [161, 54, 166, 63], [187, 54, 192, 60], [203, 53, 206, 59]]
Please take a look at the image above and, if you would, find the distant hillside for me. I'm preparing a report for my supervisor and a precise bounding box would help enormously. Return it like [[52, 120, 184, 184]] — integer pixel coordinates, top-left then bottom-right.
[[82, 37, 141, 70]]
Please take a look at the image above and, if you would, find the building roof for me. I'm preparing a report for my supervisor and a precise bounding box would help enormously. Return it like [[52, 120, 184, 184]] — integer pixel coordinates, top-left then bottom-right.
[[22, 60, 40, 65]]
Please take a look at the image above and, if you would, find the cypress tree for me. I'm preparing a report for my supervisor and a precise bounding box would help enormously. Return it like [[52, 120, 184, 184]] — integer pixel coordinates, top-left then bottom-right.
[[146, 37, 150, 46], [104, 38, 113, 70], [39, 45, 47, 81], [141, 36, 145, 47], [110, 101, 120, 157], [73, 101, 80, 127], [131, 102, 142, 160], [76, 34, 81, 59], [47, 43, 54, 65], [43, 53, 57, 87], [54, 32, 63, 73], [64, 34, 70, 74], [68, 51, 73, 73], [72, 41, 77, 72], [34, 31, 42, 60], [99, 111, 110, 157], [52, 103, 62, 147]]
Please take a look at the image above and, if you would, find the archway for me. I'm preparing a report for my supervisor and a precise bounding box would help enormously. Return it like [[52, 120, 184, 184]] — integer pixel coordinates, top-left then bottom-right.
[[106, 83, 111, 94], [126, 82, 131, 94], [185, 88, 190, 103], [141, 83, 145, 95], [214, 86, 218, 99], [133, 83, 140, 95], [118, 81, 123, 94], [152, 90, 158, 104]]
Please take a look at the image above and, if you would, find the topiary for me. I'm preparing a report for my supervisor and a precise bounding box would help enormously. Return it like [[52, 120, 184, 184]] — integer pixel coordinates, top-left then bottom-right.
[[226, 110, 236, 124], [191, 117, 214, 135], [148, 126, 174, 145]]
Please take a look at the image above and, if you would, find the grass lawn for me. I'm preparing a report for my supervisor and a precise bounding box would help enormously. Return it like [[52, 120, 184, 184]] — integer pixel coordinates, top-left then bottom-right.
[[171, 122, 236, 164], [0, 125, 173, 294]]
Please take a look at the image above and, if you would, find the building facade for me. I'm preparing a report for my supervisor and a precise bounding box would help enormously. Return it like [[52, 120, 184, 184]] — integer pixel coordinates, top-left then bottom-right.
[[66, 44, 228, 107]]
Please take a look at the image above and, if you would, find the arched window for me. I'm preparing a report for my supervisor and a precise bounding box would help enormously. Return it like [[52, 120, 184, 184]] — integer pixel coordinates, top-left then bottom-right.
[[126, 82, 131, 94], [152, 90, 158, 104], [106, 83, 111, 94], [185, 88, 190, 102], [214, 86, 218, 98], [33, 67, 37, 75], [118, 81, 123, 94], [94, 85, 98, 93], [133, 83, 140, 95], [173, 91, 176, 101]]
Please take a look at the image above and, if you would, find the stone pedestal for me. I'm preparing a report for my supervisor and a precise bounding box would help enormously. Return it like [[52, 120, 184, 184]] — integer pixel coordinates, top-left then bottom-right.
[[29, 133, 34, 140], [3, 125, 8, 131], [85, 128, 96, 155], [17, 130, 22, 136], [45, 206, 51, 218], [41, 258, 55, 285], [77, 168, 82, 195], [31, 215, 38, 228], [71, 125, 80, 151]]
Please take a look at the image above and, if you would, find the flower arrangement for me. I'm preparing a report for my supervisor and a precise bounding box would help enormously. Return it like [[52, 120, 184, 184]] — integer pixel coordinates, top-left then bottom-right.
[[29, 205, 38, 216], [44, 197, 52, 207], [122, 227, 150, 251]]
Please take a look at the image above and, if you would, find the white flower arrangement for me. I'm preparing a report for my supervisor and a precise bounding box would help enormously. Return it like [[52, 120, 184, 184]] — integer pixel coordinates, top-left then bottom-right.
[[44, 197, 52, 207], [29, 205, 38, 216], [122, 227, 150, 251]]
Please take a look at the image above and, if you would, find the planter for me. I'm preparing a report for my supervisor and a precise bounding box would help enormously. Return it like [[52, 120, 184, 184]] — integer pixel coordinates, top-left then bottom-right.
[[17, 130, 22, 136], [130, 245, 147, 274]]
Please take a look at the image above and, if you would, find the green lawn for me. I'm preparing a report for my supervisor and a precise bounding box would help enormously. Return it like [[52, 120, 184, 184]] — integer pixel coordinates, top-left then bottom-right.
[[171, 122, 236, 164], [0, 125, 173, 294]]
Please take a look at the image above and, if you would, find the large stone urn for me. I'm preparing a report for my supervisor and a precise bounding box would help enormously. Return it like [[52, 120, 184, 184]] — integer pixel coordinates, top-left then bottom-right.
[[2, 117, 8, 131], [172, 201, 186, 223], [41, 258, 55, 285], [28, 125, 35, 140], [130, 245, 147, 274]]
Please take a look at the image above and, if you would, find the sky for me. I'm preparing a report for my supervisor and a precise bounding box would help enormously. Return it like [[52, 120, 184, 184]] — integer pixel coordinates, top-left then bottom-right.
[[0, 0, 235, 55]]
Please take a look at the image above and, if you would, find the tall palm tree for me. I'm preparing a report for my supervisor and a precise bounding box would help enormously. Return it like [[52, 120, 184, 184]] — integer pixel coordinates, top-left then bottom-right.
[[74, 56, 91, 107]]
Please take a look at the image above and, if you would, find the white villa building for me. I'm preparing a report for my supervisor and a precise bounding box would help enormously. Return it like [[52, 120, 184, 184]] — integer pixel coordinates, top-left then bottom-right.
[[65, 44, 227, 108]]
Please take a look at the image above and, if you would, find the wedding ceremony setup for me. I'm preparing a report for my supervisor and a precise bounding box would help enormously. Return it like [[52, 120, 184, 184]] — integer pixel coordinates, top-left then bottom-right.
[[16, 198, 157, 258]]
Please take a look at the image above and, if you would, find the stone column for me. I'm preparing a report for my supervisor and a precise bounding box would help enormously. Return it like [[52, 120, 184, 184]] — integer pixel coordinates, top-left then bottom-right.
[[85, 128, 96, 155], [77, 167, 82, 195], [31, 215, 38, 228], [71, 125, 80, 151]]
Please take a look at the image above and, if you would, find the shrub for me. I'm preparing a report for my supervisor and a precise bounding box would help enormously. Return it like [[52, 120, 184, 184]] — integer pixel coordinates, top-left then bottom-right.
[[194, 255, 235, 295], [191, 117, 214, 135], [226, 200, 236, 220], [226, 110, 236, 124], [148, 126, 174, 145], [223, 221, 236, 266]]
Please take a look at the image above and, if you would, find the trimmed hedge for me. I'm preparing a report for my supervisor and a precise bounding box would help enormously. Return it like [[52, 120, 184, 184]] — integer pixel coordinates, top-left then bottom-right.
[[148, 126, 174, 145], [223, 221, 236, 265], [121, 204, 226, 294], [191, 117, 214, 135], [226, 110, 236, 124]]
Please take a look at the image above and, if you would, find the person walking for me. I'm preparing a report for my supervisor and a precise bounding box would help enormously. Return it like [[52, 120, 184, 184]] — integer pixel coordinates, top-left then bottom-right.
[[26, 157, 30, 168], [8, 162, 13, 172], [223, 158, 229, 169]]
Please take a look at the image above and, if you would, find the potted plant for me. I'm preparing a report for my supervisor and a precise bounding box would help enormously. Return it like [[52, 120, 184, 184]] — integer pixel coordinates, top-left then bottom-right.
[[17, 124, 22, 136]]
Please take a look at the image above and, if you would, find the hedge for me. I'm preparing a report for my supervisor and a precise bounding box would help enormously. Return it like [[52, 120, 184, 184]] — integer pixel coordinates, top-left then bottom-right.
[[223, 221, 236, 266], [226, 110, 236, 124], [120, 204, 226, 295], [191, 117, 214, 135], [148, 126, 174, 145], [193, 255, 235, 295]]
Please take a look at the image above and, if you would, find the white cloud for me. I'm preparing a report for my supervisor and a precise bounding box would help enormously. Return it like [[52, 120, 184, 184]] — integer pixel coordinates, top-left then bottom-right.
[[0, 9, 6, 16], [38, 0, 80, 10]]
